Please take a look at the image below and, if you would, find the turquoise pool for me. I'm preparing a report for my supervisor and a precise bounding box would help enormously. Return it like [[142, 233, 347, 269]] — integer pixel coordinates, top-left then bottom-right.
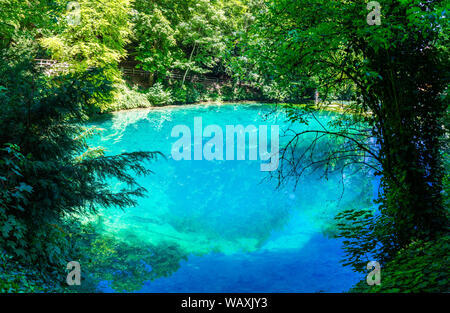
[[88, 103, 375, 292]]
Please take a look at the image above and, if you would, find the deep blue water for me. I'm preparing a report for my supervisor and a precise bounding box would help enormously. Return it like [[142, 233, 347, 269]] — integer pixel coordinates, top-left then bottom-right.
[[89, 103, 375, 292], [99, 235, 358, 293]]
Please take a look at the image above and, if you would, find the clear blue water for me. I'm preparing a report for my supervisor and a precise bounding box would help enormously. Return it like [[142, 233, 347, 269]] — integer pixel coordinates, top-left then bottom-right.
[[89, 103, 375, 292]]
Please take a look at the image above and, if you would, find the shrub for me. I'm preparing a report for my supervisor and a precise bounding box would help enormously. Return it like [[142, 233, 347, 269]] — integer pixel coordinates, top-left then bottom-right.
[[0, 250, 64, 293], [110, 84, 152, 111], [147, 83, 174, 106], [0, 45, 159, 291], [350, 236, 450, 293]]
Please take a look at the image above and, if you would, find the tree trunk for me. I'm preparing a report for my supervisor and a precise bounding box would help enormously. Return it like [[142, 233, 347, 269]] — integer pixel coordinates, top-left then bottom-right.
[[148, 72, 155, 87], [182, 42, 197, 85]]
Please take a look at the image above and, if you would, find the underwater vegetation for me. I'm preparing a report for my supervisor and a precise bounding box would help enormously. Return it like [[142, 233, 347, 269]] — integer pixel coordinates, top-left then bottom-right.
[[78, 104, 377, 292], [66, 221, 188, 292]]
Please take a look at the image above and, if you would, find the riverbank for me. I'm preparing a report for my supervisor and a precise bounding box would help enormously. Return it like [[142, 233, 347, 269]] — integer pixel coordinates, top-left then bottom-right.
[[107, 99, 357, 115]]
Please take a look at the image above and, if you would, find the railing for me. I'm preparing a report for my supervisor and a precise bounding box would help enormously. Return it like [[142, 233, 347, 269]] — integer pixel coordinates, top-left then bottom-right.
[[35, 59, 226, 83], [121, 67, 222, 83], [120, 67, 149, 77], [35, 59, 70, 75]]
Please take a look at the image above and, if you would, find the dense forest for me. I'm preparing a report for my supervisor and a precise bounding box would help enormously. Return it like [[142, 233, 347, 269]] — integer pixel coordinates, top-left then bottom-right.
[[0, 0, 448, 293]]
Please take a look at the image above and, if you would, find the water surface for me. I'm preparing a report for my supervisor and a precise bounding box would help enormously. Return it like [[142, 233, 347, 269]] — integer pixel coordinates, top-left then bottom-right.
[[89, 104, 374, 292]]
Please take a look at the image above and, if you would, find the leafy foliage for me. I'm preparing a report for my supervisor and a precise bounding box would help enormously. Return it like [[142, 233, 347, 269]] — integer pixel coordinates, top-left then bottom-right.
[[41, 0, 132, 78], [0, 37, 160, 291], [146, 83, 174, 106], [133, 0, 231, 83], [68, 221, 188, 292], [351, 236, 450, 293], [0, 250, 64, 293], [110, 83, 152, 111], [0, 0, 448, 294]]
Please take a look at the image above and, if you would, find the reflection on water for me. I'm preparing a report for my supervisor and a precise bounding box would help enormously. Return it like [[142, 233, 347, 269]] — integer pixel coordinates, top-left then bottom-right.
[[87, 104, 374, 292]]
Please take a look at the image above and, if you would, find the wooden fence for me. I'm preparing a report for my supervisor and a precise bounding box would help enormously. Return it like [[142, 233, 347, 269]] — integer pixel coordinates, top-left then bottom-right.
[[35, 59, 70, 75], [121, 66, 224, 84], [35, 59, 226, 83]]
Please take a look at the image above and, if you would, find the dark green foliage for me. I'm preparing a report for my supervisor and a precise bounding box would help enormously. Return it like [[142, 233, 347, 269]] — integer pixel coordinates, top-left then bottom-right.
[[0, 38, 160, 290], [146, 83, 174, 106], [351, 236, 450, 293], [241, 0, 449, 292], [1, 0, 448, 294], [170, 82, 207, 104], [167, 81, 267, 104], [0, 144, 32, 260], [331, 208, 380, 272], [0, 250, 65, 293]]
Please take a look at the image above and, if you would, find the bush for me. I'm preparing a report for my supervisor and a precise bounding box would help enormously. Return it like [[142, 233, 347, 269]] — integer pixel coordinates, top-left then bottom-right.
[[0, 46, 159, 292], [0, 250, 64, 293], [350, 236, 450, 293], [110, 84, 152, 111], [170, 82, 203, 104], [146, 83, 174, 106]]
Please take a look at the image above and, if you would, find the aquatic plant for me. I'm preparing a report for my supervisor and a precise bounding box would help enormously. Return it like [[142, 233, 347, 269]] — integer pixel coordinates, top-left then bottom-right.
[[68, 222, 188, 292]]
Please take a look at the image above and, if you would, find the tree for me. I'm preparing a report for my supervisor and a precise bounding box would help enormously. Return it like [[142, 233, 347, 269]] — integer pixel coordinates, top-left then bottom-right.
[[132, 0, 232, 85], [40, 0, 133, 82], [0, 0, 62, 49], [0, 37, 160, 281], [174, 0, 227, 84], [246, 0, 449, 269], [133, 0, 178, 85]]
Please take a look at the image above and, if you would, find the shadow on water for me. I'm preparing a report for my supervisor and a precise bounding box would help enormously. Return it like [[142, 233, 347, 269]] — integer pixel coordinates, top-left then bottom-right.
[[98, 233, 362, 293], [83, 104, 374, 293]]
